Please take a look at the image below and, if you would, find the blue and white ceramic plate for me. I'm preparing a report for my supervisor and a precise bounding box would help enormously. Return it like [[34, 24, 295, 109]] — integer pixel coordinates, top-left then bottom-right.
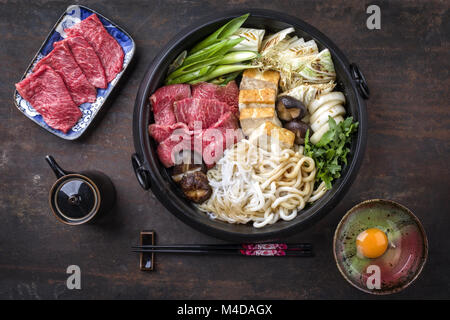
[[13, 5, 135, 140]]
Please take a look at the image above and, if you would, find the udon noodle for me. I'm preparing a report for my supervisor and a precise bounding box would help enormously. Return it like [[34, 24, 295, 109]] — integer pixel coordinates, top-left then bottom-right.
[[198, 139, 327, 228]]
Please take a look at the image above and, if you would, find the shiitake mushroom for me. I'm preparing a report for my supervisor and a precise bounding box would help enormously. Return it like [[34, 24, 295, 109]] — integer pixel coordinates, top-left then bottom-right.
[[276, 96, 307, 122], [179, 171, 212, 203], [170, 151, 211, 203], [171, 163, 206, 183], [284, 120, 310, 145], [171, 150, 206, 182]]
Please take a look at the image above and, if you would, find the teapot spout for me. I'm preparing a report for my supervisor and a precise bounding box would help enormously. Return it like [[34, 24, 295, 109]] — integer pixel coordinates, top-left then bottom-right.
[[45, 155, 69, 179]]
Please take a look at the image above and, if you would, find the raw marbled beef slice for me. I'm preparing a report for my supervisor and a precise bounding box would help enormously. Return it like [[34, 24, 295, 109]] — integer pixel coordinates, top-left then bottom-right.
[[65, 14, 124, 82], [34, 40, 97, 105], [201, 112, 242, 167], [150, 84, 191, 126], [192, 81, 239, 114], [173, 98, 236, 130], [148, 122, 190, 143], [15, 65, 82, 133], [56, 36, 107, 89]]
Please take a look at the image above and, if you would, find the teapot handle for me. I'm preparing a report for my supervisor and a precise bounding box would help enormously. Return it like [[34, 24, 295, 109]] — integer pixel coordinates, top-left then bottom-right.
[[45, 155, 70, 179]]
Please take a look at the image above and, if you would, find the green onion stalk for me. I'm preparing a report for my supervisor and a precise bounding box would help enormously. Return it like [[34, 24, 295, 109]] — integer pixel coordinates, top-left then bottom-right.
[[165, 14, 261, 85]]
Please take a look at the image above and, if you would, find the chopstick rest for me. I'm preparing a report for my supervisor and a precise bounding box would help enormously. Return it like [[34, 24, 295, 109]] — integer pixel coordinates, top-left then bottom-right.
[[139, 231, 155, 271]]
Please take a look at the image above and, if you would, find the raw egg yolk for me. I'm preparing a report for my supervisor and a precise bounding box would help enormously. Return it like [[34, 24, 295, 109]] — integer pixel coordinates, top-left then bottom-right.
[[356, 228, 388, 259]]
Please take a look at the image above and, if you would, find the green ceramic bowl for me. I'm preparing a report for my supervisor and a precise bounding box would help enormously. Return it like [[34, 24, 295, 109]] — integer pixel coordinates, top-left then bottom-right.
[[333, 199, 428, 295]]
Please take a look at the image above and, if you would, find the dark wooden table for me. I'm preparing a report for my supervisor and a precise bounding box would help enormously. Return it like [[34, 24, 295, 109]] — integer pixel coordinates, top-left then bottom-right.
[[1, 0, 448, 300]]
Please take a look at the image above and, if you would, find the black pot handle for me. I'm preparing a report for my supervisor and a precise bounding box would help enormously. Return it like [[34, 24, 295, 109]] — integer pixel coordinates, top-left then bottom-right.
[[350, 63, 369, 100], [131, 153, 151, 190]]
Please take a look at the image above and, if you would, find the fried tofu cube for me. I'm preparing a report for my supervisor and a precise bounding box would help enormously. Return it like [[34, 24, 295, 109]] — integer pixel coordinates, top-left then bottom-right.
[[239, 107, 281, 137], [238, 88, 277, 110], [249, 121, 295, 151], [240, 69, 280, 91]]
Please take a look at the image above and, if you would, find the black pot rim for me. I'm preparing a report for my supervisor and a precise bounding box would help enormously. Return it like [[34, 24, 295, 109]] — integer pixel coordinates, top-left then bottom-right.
[[133, 9, 368, 241]]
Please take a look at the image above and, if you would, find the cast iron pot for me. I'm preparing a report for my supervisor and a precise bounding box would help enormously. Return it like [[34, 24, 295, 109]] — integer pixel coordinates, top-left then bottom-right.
[[132, 9, 369, 241]]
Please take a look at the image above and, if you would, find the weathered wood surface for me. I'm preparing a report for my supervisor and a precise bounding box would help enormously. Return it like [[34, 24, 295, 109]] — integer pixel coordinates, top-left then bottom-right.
[[0, 0, 448, 299]]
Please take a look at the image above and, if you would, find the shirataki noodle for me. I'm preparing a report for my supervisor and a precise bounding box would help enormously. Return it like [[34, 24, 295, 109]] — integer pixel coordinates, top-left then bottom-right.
[[198, 139, 327, 228]]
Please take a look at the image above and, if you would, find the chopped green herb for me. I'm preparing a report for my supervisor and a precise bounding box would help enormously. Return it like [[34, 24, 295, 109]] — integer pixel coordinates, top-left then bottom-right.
[[304, 116, 359, 189]]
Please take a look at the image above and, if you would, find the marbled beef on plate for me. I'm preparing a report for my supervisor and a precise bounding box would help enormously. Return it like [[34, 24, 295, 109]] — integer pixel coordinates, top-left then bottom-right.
[[174, 98, 237, 130], [56, 36, 107, 89], [192, 81, 239, 114], [15, 65, 82, 133], [150, 84, 191, 126], [33, 40, 97, 105], [65, 14, 124, 82]]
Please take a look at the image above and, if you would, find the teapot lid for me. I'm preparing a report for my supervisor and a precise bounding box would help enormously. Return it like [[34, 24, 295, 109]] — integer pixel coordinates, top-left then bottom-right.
[[51, 175, 99, 223]]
